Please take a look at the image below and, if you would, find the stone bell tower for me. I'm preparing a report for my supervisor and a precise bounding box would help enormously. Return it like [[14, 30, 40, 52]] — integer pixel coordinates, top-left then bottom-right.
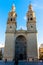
[[6, 4, 17, 32], [27, 4, 37, 32], [3, 4, 17, 60], [26, 4, 38, 59]]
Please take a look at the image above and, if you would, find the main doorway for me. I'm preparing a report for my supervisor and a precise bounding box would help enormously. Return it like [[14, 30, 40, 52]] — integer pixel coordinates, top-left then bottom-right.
[[15, 35, 27, 60]]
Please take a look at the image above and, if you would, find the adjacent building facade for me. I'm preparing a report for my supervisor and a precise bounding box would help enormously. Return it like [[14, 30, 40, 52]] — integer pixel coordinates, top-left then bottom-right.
[[3, 4, 38, 61], [39, 44, 43, 59]]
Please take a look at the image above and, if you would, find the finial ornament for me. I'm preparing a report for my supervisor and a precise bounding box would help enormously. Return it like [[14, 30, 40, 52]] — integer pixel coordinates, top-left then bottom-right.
[[29, 4, 33, 11], [29, 0, 33, 11], [12, 4, 16, 12]]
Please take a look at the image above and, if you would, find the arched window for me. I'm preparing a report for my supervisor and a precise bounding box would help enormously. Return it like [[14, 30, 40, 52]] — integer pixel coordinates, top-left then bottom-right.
[[11, 18, 12, 21], [30, 17, 33, 20]]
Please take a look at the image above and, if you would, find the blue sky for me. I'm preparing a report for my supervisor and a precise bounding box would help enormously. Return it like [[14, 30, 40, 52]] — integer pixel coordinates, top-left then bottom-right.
[[0, 0, 43, 47]]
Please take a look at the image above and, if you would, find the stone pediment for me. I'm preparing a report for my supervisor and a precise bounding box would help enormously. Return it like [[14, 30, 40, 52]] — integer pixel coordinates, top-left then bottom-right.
[[17, 29, 27, 33], [16, 28, 27, 33]]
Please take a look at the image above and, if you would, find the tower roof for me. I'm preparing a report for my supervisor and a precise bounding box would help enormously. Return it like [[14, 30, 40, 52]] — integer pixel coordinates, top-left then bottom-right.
[[8, 3, 17, 17], [29, 4, 33, 11], [12, 4, 16, 12]]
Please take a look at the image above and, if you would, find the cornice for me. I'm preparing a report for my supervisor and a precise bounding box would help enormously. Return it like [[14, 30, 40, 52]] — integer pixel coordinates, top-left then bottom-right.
[[27, 21, 36, 23], [5, 30, 37, 34], [7, 21, 16, 24]]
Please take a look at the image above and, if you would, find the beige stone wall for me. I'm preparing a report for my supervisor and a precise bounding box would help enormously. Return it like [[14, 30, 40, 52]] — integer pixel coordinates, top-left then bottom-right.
[[3, 33, 15, 60], [27, 23, 36, 32], [27, 33, 38, 59], [6, 24, 16, 32], [3, 31, 38, 60]]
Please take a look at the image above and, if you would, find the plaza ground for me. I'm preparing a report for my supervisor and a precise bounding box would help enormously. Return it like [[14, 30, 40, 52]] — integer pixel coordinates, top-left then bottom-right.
[[0, 61, 43, 65]]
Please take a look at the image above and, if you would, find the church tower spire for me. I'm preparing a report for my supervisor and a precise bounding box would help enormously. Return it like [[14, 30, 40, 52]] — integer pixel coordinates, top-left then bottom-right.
[[29, 4, 33, 11], [12, 4, 15, 12], [6, 4, 17, 32], [26, 4, 37, 32]]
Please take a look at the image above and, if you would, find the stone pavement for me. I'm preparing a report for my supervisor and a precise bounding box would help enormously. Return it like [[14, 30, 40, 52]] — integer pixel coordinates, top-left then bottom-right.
[[0, 61, 43, 65]]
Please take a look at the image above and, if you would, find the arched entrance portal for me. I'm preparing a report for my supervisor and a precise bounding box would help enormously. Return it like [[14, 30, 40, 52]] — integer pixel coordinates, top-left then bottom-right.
[[15, 35, 27, 60]]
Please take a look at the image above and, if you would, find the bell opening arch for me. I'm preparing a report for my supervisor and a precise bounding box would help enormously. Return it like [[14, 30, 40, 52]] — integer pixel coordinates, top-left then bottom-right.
[[15, 35, 27, 60]]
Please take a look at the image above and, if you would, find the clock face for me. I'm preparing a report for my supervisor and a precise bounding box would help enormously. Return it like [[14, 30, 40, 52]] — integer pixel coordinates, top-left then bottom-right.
[[10, 26, 12, 28]]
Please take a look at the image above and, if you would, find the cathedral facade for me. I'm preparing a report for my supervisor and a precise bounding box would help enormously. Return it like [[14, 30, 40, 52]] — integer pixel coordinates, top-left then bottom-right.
[[3, 4, 38, 61]]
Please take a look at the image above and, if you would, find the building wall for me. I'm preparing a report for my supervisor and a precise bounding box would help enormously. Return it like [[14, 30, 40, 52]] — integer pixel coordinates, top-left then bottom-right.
[[27, 33, 38, 59], [4, 33, 15, 60], [3, 4, 38, 61], [39, 47, 43, 59], [3, 32, 38, 60]]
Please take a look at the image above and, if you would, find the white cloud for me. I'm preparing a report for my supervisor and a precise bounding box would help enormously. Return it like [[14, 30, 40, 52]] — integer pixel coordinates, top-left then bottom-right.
[[33, 3, 43, 10], [18, 25, 27, 30], [24, 16, 27, 20], [21, 26, 27, 30], [32, 3, 37, 7], [0, 44, 4, 48]]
